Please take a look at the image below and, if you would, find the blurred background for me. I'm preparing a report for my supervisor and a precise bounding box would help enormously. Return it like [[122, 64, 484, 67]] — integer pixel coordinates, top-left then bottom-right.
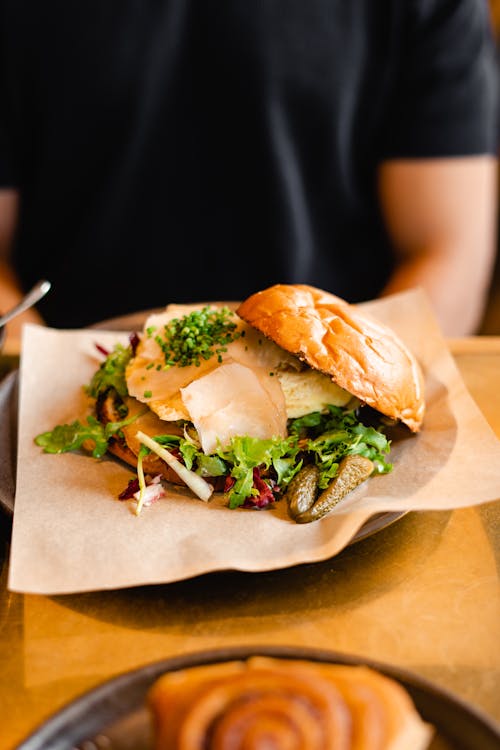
[[1, 1, 500, 343], [481, 0, 500, 333]]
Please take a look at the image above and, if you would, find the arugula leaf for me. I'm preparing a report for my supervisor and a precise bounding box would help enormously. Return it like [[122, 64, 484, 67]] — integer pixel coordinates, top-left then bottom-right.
[[86, 344, 132, 399], [35, 416, 109, 458], [35, 409, 148, 459]]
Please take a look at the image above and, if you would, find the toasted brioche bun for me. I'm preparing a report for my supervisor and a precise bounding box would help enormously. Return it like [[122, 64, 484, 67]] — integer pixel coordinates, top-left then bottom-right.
[[237, 284, 425, 432]]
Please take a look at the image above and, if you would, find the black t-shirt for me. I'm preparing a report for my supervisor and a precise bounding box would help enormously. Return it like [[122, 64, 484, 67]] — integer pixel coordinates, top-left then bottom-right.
[[0, 0, 497, 327]]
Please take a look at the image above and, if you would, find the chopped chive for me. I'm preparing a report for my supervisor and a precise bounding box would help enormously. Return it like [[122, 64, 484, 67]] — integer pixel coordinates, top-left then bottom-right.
[[154, 306, 242, 368]]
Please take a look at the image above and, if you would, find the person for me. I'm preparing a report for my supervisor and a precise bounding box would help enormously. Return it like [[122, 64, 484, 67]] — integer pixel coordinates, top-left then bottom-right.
[[0, 0, 498, 351]]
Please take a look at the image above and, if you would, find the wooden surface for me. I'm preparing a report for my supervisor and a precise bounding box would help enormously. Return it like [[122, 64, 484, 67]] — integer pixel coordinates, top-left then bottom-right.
[[0, 338, 499, 749]]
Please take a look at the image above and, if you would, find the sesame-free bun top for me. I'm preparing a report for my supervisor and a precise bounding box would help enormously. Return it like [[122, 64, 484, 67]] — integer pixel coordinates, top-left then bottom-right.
[[237, 284, 425, 432]]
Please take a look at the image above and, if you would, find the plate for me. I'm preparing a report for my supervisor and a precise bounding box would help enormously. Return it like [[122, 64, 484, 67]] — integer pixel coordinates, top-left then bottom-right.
[[14, 646, 500, 750], [0, 369, 17, 517], [0, 368, 404, 542]]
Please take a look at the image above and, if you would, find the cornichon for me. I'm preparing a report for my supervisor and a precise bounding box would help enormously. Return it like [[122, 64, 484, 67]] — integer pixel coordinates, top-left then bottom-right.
[[294, 454, 374, 524], [285, 464, 320, 519]]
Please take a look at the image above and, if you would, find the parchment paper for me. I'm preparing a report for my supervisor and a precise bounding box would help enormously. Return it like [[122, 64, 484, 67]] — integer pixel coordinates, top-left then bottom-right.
[[8, 288, 500, 594]]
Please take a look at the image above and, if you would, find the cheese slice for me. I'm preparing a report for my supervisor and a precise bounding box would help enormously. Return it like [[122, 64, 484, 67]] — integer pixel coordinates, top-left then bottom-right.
[[277, 369, 352, 418], [180, 361, 287, 454]]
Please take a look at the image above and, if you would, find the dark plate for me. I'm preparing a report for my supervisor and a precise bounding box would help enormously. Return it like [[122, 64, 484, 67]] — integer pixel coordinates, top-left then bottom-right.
[[14, 646, 500, 750], [0, 369, 18, 517]]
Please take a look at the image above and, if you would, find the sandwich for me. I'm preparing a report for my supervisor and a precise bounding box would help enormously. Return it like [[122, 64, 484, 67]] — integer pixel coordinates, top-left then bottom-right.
[[35, 284, 425, 520]]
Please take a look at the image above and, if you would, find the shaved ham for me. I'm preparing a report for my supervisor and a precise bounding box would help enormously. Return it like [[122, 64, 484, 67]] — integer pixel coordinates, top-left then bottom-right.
[[180, 361, 287, 454]]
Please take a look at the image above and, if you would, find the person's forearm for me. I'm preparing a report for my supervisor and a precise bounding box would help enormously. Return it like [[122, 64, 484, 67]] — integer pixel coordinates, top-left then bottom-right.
[[378, 157, 498, 337], [0, 258, 27, 311], [0, 259, 45, 352], [0, 189, 44, 352], [381, 242, 495, 337]]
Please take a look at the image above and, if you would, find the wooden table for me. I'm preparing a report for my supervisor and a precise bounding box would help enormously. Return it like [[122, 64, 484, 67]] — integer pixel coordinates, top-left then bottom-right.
[[1, 338, 500, 749]]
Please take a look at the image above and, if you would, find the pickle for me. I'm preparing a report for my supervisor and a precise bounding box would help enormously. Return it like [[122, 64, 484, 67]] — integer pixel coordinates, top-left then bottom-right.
[[295, 455, 374, 524], [286, 464, 320, 519]]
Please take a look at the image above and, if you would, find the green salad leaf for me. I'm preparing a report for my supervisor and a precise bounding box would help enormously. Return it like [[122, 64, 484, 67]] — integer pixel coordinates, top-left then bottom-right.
[[86, 343, 133, 399], [289, 405, 392, 488], [143, 433, 301, 509], [35, 410, 147, 459], [216, 435, 302, 508], [35, 416, 109, 458]]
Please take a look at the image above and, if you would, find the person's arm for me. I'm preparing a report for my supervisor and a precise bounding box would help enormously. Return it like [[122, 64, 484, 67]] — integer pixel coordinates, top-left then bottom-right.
[[0, 189, 44, 352], [378, 156, 498, 336]]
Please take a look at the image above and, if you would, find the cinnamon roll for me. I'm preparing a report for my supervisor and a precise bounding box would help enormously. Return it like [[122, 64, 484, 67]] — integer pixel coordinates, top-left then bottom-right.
[[148, 656, 433, 750]]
